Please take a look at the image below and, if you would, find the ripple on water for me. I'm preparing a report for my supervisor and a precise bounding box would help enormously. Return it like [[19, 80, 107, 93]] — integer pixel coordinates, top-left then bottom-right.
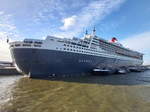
[[0, 75, 21, 105], [1, 71, 150, 112]]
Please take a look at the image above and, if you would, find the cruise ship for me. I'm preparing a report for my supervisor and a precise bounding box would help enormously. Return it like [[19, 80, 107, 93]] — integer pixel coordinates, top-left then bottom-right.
[[9, 28, 143, 78]]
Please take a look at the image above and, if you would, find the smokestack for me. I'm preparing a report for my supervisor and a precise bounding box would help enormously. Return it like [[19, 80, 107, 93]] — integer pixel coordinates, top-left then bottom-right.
[[111, 37, 117, 43]]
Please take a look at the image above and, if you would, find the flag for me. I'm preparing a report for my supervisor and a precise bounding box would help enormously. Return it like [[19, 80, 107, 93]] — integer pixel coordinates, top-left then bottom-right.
[[7, 38, 9, 43]]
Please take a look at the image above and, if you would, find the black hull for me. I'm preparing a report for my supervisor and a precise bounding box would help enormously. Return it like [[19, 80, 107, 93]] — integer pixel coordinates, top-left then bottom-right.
[[11, 48, 141, 78]]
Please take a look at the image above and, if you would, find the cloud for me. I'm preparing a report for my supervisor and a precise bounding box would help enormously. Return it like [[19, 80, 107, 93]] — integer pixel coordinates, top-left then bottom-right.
[[60, 15, 77, 30], [121, 32, 150, 51], [0, 11, 19, 37], [0, 12, 19, 61], [0, 32, 11, 61], [32, 0, 88, 22], [121, 31, 150, 65], [0, 24, 16, 30], [21, 0, 125, 38], [0, 11, 4, 15], [56, 0, 125, 37]]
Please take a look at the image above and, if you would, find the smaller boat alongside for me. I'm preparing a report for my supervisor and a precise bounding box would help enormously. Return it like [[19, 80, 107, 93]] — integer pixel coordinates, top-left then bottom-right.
[[92, 68, 115, 75]]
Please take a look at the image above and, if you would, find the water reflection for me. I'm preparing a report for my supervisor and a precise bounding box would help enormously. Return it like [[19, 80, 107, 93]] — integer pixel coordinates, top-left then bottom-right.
[[36, 70, 150, 85], [0, 71, 150, 112], [0, 75, 21, 105]]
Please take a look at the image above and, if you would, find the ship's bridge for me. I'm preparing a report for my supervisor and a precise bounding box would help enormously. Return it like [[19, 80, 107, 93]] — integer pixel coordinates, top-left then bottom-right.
[[24, 39, 43, 44]]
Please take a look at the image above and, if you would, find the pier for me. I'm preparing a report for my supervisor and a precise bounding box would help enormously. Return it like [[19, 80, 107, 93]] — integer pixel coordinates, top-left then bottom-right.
[[0, 62, 21, 75], [92, 65, 150, 75], [0, 67, 21, 75]]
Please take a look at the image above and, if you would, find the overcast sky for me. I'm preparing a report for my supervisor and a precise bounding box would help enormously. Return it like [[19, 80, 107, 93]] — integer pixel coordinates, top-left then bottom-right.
[[0, 0, 150, 64]]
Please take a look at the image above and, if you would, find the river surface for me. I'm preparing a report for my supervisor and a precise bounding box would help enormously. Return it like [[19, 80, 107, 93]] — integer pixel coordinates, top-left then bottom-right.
[[0, 71, 150, 112]]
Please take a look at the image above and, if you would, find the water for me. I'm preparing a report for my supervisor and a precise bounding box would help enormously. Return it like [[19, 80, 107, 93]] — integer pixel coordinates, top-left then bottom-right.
[[0, 71, 150, 112], [0, 75, 21, 105]]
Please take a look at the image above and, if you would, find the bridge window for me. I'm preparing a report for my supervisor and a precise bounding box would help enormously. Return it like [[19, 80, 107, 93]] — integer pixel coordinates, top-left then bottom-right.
[[23, 44, 31, 47], [24, 40, 33, 43], [34, 41, 42, 44], [34, 45, 41, 47], [15, 44, 21, 47]]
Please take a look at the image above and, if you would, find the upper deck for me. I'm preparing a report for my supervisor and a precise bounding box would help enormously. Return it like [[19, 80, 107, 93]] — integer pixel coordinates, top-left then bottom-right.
[[9, 29, 143, 61]]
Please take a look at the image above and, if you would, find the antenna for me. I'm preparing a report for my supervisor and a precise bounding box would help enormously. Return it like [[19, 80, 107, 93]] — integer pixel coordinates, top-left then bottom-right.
[[85, 29, 88, 35], [92, 26, 96, 36], [6, 36, 10, 43], [93, 27, 96, 32]]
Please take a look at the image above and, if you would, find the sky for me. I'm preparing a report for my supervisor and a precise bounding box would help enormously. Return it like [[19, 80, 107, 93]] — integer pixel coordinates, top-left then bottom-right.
[[0, 0, 150, 65]]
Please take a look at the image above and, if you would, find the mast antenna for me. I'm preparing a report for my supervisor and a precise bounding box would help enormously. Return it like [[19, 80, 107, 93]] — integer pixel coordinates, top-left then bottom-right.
[[85, 29, 88, 35], [92, 27, 96, 36]]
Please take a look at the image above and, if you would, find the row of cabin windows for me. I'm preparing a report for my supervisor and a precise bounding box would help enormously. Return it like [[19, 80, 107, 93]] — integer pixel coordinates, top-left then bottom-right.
[[64, 43, 141, 60], [56, 47, 85, 53], [83, 41, 90, 44], [79, 60, 92, 63], [24, 41, 42, 44], [100, 44, 142, 60], [12, 44, 41, 47], [99, 41, 120, 51], [64, 48, 84, 53], [57, 46, 103, 55], [64, 44, 87, 49], [71, 42, 88, 47], [117, 51, 143, 60], [64, 43, 88, 48], [99, 41, 142, 59], [63, 48, 103, 56], [57, 38, 141, 59], [99, 41, 115, 52], [92, 40, 99, 44], [50, 39, 54, 41], [93, 37, 100, 41], [63, 45, 98, 53], [56, 46, 142, 60]]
